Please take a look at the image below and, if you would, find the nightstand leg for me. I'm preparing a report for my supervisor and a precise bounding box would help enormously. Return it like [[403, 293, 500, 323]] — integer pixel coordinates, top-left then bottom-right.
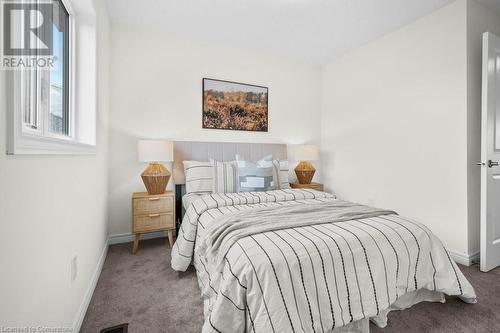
[[167, 230, 174, 248], [133, 233, 140, 254]]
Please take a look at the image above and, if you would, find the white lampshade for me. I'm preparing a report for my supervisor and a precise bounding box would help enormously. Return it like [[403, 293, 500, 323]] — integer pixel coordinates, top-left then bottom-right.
[[138, 140, 173, 162], [288, 144, 318, 161]]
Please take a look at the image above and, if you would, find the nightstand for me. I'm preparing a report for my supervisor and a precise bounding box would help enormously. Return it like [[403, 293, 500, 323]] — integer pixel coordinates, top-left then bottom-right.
[[290, 182, 324, 191], [132, 191, 175, 254]]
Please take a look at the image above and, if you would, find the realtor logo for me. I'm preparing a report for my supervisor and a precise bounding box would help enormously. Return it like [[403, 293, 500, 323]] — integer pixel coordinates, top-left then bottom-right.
[[1, 0, 57, 69], [3, 1, 53, 56]]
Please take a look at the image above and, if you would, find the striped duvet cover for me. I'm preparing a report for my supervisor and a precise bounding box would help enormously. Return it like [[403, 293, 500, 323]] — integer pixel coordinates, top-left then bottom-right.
[[171, 189, 476, 333]]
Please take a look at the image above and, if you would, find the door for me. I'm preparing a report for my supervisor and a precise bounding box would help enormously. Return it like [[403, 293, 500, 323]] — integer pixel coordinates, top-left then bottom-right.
[[480, 32, 500, 272]]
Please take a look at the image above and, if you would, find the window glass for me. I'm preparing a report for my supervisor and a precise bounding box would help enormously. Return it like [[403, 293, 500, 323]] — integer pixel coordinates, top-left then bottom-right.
[[48, 0, 70, 136]]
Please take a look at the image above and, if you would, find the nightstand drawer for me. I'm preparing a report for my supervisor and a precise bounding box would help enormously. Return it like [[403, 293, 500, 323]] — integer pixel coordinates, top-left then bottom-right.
[[133, 196, 174, 216], [134, 213, 174, 232]]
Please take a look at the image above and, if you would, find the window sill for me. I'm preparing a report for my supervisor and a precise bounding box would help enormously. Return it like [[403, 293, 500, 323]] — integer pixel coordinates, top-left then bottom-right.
[[7, 133, 96, 155]]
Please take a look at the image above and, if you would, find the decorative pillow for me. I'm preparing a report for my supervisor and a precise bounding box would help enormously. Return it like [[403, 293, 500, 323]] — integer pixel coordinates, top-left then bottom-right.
[[272, 159, 291, 189], [236, 155, 275, 192], [183, 160, 213, 194], [211, 159, 239, 193]]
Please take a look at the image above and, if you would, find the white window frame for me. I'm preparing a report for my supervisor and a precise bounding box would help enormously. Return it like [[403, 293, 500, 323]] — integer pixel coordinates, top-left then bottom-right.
[[5, 0, 97, 155]]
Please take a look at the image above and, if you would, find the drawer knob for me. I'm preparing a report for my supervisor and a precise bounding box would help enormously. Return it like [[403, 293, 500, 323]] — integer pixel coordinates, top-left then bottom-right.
[[149, 213, 160, 217], [149, 197, 160, 201]]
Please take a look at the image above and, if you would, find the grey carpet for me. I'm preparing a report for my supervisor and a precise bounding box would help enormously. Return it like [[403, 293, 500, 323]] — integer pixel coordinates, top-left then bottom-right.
[[81, 238, 500, 333]]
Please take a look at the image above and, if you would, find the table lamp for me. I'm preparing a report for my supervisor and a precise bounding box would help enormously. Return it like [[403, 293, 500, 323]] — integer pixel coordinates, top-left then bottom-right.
[[138, 140, 174, 195], [289, 144, 318, 184]]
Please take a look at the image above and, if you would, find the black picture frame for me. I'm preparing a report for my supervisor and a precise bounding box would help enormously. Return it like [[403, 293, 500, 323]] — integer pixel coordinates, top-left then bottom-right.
[[202, 78, 269, 132]]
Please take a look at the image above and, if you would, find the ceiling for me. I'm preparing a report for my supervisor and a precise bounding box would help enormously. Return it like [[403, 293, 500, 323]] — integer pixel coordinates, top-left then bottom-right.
[[105, 0, 466, 64]]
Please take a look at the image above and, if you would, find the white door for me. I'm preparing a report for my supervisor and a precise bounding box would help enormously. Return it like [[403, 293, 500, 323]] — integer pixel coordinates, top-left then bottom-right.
[[480, 32, 500, 272]]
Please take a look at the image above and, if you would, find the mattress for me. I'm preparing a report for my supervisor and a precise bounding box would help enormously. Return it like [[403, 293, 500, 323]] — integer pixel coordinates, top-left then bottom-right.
[[171, 189, 476, 333]]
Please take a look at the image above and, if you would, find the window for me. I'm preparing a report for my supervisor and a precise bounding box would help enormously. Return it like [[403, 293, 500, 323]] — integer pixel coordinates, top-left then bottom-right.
[[5, 0, 97, 155], [49, 0, 70, 136], [22, 0, 70, 137]]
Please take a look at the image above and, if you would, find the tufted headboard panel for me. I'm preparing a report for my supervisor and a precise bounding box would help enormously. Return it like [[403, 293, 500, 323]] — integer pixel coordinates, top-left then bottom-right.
[[173, 141, 287, 184]]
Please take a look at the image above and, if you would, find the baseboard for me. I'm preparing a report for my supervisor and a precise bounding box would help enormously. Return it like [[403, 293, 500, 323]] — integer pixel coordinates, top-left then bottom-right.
[[108, 231, 167, 245], [72, 241, 109, 333], [470, 251, 480, 265], [448, 249, 480, 266], [70, 231, 167, 331]]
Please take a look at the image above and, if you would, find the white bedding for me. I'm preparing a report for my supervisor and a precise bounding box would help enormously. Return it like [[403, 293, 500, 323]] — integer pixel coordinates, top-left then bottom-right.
[[182, 193, 205, 210], [171, 189, 476, 333]]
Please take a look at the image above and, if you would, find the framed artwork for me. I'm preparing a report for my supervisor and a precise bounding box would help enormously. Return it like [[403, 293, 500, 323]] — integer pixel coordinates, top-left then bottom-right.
[[202, 78, 268, 132]]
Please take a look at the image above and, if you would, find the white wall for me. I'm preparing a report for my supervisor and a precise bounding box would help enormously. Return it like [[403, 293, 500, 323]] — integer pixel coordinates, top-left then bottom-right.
[[320, 0, 470, 256], [466, 0, 500, 256], [0, 0, 109, 329], [107, 23, 322, 237]]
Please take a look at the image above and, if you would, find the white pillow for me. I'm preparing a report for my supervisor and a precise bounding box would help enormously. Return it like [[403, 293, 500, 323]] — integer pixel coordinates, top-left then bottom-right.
[[183, 160, 212, 194], [272, 159, 290, 189], [211, 159, 238, 193], [236, 155, 275, 192]]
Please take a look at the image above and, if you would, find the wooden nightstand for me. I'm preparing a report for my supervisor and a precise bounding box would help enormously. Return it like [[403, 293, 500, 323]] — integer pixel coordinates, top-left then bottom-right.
[[290, 182, 324, 191], [132, 191, 175, 254]]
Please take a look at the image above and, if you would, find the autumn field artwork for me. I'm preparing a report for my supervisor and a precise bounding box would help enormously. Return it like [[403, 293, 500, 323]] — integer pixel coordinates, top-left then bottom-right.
[[203, 78, 268, 132]]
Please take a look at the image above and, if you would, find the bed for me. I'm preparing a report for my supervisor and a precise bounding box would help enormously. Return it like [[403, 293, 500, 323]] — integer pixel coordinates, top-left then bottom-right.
[[170, 141, 476, 333]]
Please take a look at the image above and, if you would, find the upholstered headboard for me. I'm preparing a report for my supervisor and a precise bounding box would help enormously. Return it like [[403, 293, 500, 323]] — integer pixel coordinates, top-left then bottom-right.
[[173, 141, 287, 184]]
